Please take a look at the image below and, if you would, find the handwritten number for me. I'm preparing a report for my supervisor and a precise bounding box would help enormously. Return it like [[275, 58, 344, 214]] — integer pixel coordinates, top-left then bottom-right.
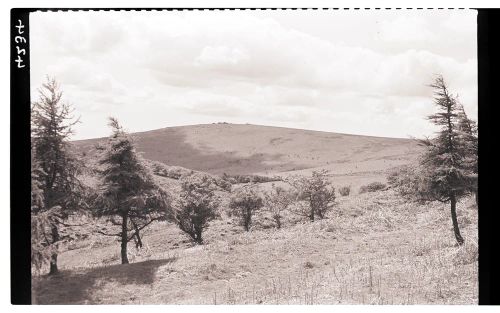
[[15, 36, 26, 44], [15, 19, 24, 34], [14, 20, 26, 69], [15, 55, 25, 68], [16, 46, 26, 55]]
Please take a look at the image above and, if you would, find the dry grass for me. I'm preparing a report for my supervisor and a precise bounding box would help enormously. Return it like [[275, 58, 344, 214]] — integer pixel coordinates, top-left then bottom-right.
[[32, 189, 477, 304]]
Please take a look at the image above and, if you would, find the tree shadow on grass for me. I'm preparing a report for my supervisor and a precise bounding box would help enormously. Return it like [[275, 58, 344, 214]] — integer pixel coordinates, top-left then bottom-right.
[[32, 257, 176, 304]]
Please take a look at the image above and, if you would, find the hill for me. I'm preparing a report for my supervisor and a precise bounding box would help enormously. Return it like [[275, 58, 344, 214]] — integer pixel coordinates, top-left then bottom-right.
[[73, 123, 422, 189], [32, 124, 477, 304]]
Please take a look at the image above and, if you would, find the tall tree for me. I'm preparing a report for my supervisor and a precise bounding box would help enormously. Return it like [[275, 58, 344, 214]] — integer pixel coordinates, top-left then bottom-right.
[[31, 78, 83, 275], [96, 117, 169, 264], [417, 76, 474, 245]]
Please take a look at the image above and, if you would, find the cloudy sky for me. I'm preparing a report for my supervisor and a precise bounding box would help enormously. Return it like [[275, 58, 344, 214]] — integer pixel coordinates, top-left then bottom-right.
[[30, 10, 477, 140]]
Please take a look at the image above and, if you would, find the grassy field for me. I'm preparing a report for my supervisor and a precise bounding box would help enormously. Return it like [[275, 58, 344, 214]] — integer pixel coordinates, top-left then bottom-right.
[[32, 189, 478, 304], [34, 124, 476, 304]]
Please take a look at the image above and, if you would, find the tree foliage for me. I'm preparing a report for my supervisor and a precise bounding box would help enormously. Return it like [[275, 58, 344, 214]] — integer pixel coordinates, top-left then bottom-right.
[[287, 170, 336, 221], [95, 117, 169, 264], [389, 76, 477, 245], [31, 77, 84, 274], [173, 173, 220, 244], [263, 183, 294, 229], [229, 184, 264, 231]]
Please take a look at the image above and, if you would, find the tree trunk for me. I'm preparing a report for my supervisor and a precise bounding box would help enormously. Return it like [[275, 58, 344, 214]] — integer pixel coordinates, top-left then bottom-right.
[[48, 224, 60, 275], [49, 254, 58, 275], [244, 208, 251, 231], [131, 219, 143, 248], [309, 197, 315, 222], [194, 226, 203, 244], [475, 190, 478, 207], [309, 207, 315, 222], [450, 194, 464, 245], [317, 208, 324, 219], [121, 212, 129, 264], [274, 215, 282, 229]]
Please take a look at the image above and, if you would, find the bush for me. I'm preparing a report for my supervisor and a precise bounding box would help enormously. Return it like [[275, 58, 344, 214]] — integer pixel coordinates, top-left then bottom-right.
[[263, 184, 295, 229], [387, 165, 426, 202], [287, 170, 336, 221], [229, 184, 264, 231], [359, 182, 386, 194], [149, 161, 232, 191], [173, 173, 220, 244], [339, 185, 351, 196], [222, 173, 281, 184]]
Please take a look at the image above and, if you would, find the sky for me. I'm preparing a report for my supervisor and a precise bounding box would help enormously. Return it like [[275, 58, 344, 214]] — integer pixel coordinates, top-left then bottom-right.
[[30, 10, 477, 140]]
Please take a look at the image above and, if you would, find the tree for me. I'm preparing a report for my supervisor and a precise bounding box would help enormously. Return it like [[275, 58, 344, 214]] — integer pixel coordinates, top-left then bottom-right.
[[229, 184, 263, 231], [96, 117, 169, 264], [456, 102, 478, 206], [31, 149, 51, 274], [287, 170, 336, 222], [31, 77, 83, 275], [263, 183, 294, 229], [173, 173, 220, 244], [391, 76, 474, 245]]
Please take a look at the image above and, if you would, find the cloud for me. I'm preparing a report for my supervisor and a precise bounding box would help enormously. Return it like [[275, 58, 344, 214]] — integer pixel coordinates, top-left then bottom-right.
[[29, 10, 477, 140]]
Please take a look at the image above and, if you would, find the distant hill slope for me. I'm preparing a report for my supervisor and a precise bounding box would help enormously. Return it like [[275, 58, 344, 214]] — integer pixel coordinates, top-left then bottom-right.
[[73, 123, 422, 184]]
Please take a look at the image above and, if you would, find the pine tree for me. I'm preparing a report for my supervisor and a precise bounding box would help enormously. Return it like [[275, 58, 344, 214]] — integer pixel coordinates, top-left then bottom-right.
[[417, 76, 473, 245], [31, 149, 51, 274], [456, 103, 478, 206], [96, 117, 169, 264], [31, 77, 83, 274]]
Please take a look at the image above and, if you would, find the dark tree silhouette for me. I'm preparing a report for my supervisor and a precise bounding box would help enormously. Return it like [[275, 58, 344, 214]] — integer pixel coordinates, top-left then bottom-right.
[[456, 102, 478, 206], [31, 77, 83, 274], [391, 76, 477, 245], [96, 117, 169, 264]]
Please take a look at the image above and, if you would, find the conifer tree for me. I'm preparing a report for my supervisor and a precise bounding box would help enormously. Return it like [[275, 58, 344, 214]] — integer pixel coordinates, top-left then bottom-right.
[[417, 76, 474, 245], [31, 78, 83, 274], [96, 117, 169, 264], [456, 103, 478, 206]]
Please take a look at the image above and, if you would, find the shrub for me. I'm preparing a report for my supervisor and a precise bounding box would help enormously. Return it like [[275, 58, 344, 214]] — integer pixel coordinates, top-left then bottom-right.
[[359, 182, 386, 194], [387, 165, 427, 202], [173, 173, 220, 244], [263, 184, 295, 229], [287, 170, 336, 221], [339, 185, 351, 196], [222, 173, 281, 184], [229, 184, 264, 231]]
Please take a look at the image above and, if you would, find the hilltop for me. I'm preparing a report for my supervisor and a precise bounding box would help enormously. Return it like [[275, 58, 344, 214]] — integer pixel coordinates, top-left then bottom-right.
[[73, 123, 422, 189]]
